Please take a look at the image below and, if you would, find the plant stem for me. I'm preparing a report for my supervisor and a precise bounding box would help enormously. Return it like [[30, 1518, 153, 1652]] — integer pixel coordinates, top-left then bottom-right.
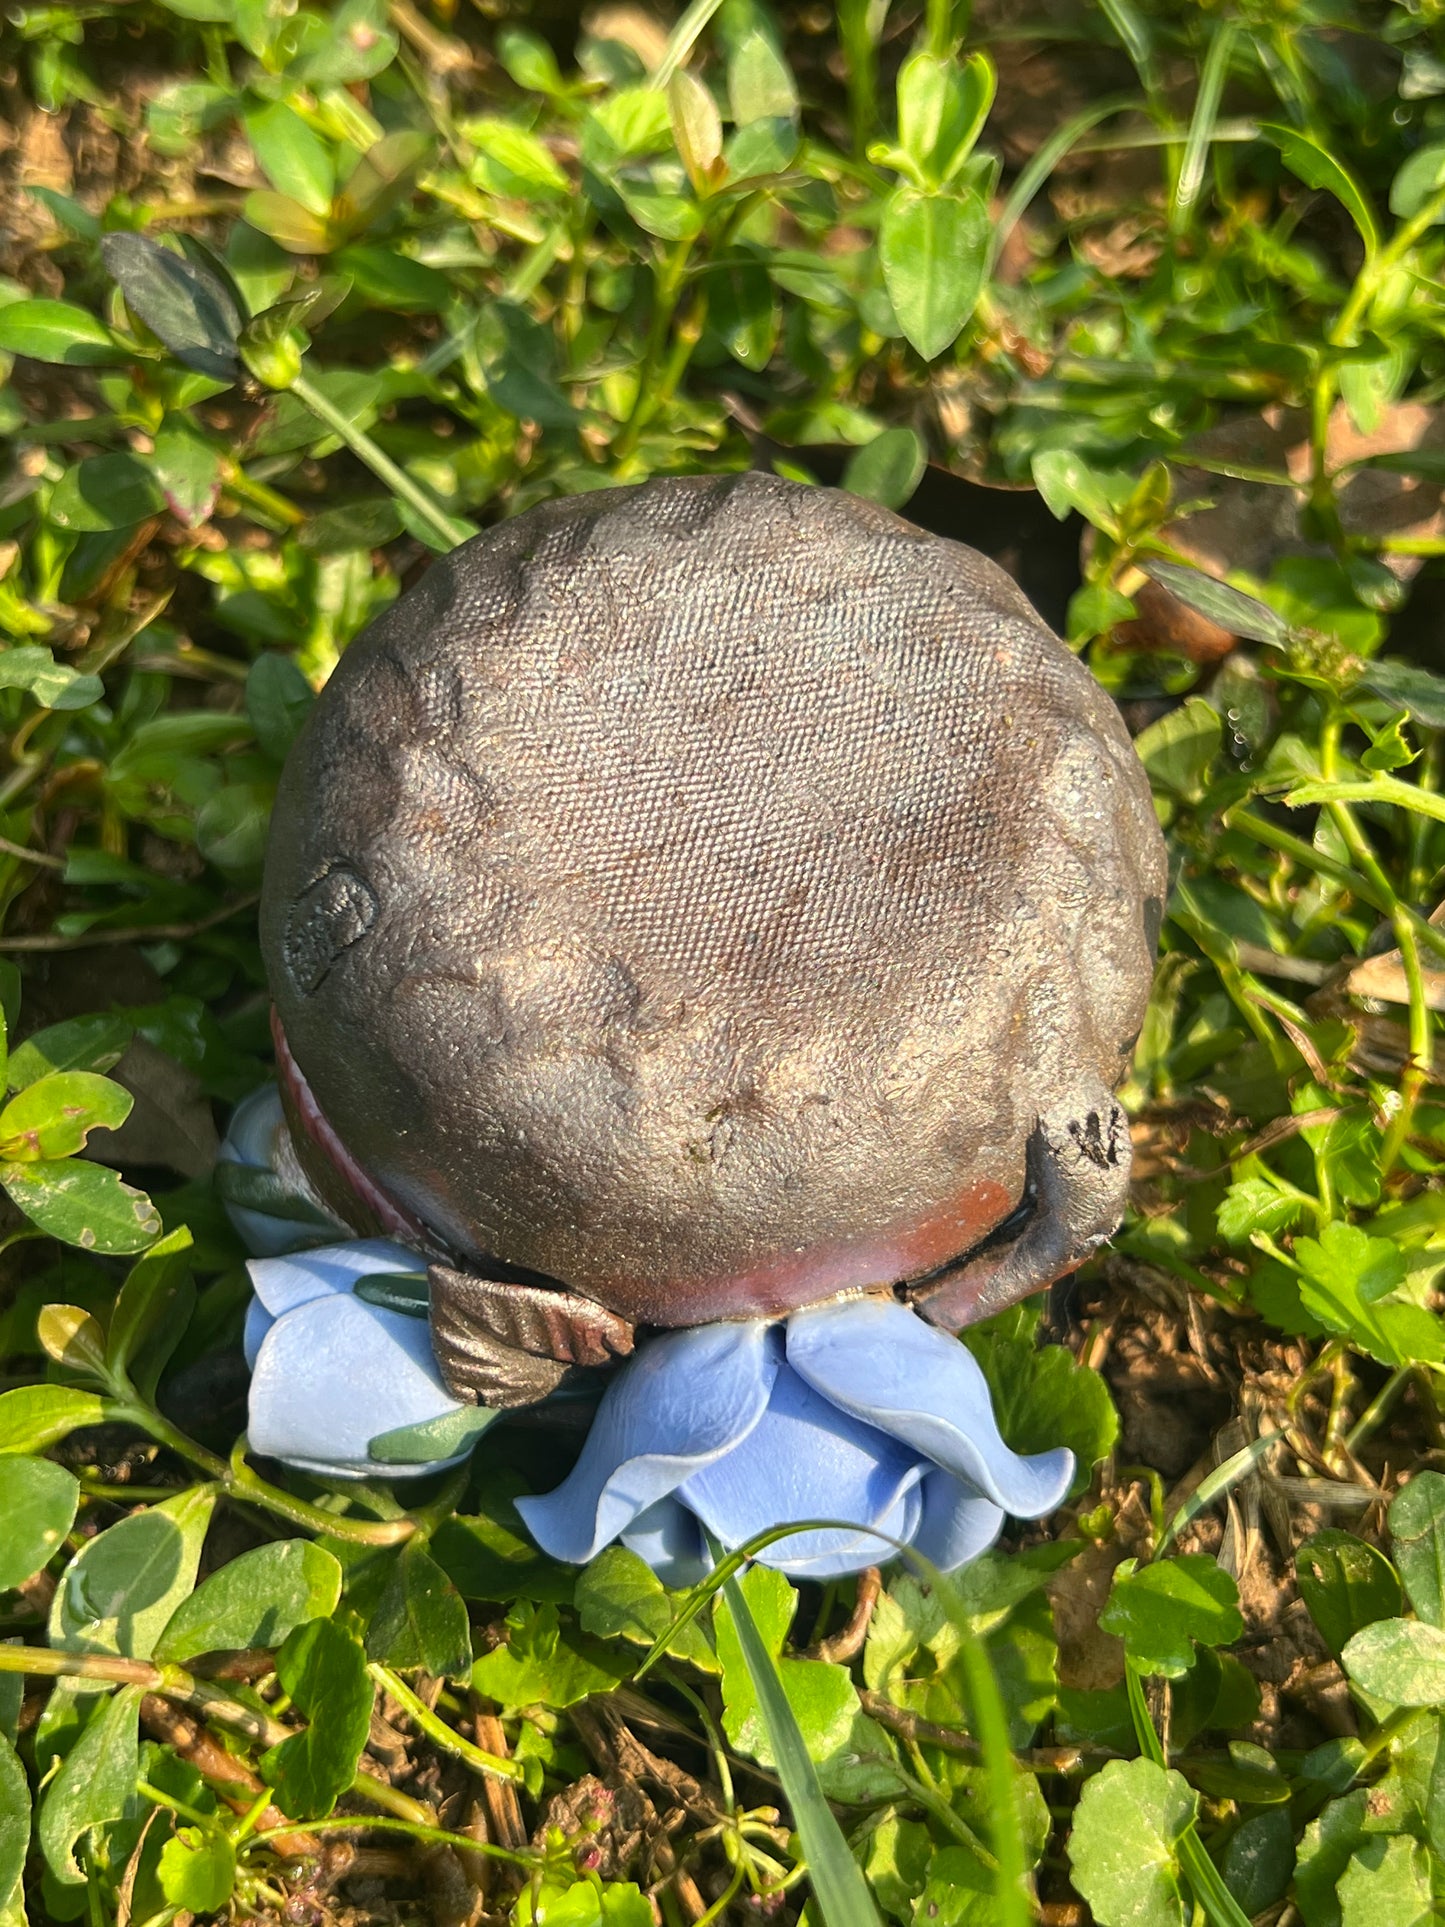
[[257, 1812, 535, 1863], [371, 1664, 526, 1783], [289, 371, 475, 552]]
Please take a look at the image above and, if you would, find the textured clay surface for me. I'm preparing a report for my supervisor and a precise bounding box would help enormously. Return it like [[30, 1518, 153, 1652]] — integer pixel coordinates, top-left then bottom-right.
[[262, 473, 1166, 1334]]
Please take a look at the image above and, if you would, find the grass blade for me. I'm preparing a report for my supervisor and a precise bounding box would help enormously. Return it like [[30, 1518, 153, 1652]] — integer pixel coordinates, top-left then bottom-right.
[[719, 1571, 881, 1927]]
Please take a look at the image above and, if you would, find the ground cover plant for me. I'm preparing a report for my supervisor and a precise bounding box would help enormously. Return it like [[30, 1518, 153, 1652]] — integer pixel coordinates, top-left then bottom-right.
[[1, 0, 1445, 1922]]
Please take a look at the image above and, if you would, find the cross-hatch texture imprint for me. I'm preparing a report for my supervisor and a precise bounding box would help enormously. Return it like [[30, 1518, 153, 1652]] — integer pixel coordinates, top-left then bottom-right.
[[262, 473, 1165, 1327]]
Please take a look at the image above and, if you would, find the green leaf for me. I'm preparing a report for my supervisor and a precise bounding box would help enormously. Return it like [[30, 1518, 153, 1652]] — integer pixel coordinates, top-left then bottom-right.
[[1390, 143, 1445, 220], [1067, 1756, 1197, 1927], [469, 1599, 629, 1710], [106, 1226, 194, 1384], [1260, 123, 1379, 256], [668, 70, 723, 194], [1144, 559, 1292, 649], [148, 416, 222, 528], [879, 183, 989, 360], [1217, 1176, 1304, 1244], [894, 51, 994, 186], [1221, 1808, 1294, 1916], [365, 1540, 472, 1679], [1297, 1531, 1403, 1658], [1133, 697, 1222, 804], [50, 1485, 215, 1675], [1099, 1556, 1244, 1678], [1390, 1475, 1445, 1629], [574, 1546, 719, 1673], [431, 1490, 575, 1605], [242, 192, 333, 256], [37, 1683, 143, 1885], [1342, 1617, 1445, 1706], [966, 1322, 1119, 1481], [0, 1384, 107, 1454], [6, 1014, 131, 1088], [154, 1539, 342, 1664], [291, 0, 398, 84], [1337, 1835, 1432, 1927], [0, 646, 104, 712], [196, 780, 273, 876], [98, 234, 243, 383], [842, 428, 927, 510], [716, 1565, 859, 1764], [0, 299, 124, 366], [244, 101, 337, 217], [1031, 448, 1136, 529], [1290, 1221, 1444, 1368], [0, 1157, 161, 1254], [514, 1879, 654, 1927], [333, 243, 450, 313], [718, 1570, 882, 1927], [48, 454, 167, 534], [1358, 661, 1445, 730], [246, 651, 315, 761], [0, 1731, 28, 1921], [261, 1618, 374, 1818], [709, 256, 777, 371], [729, 32, 798, 123], [0, 1454, 78, 1590], [157, 1826, 236, 1913], [0, 1071, 132, 1160], [36, 1305, 107, 1381]]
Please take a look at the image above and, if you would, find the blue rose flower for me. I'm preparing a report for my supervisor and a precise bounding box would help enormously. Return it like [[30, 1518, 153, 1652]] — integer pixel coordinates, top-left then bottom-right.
[[244, 1240, 471, 1478], [236, 1243, 1073, 1581], [515, 1300, 1073, 1585], [225, 1086, 1075, 1578]]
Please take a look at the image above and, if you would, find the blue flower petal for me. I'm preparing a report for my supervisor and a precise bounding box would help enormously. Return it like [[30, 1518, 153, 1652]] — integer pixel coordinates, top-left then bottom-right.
[[763, 1481, 925, 1581], [679, 1361, 928, 1576], [619, 1498, 712, 1591], [786, 1298, 1074, 1517], [516, 1321, 778, 1565], [910, 1469, 1005, 1572], [248, 1292, 464, 1477], [247, 1239, 420, 1320], [220, 1086, 316, 1257], [243, 1295, 274, 1371]]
